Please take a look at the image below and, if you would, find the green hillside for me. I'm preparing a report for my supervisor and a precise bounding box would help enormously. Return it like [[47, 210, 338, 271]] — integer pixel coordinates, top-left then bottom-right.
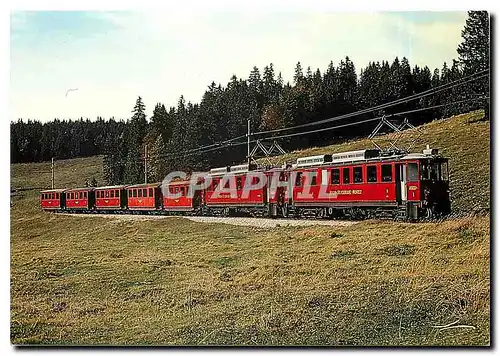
[[10, 111, 490, 346]]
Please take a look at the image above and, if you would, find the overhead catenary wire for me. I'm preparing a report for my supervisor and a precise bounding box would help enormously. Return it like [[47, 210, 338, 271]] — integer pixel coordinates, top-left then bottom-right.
[[114, 69, 489, 164], [139, 69, 489, 163], [140, 96, 488, 162], [252, 69, 489, 136]]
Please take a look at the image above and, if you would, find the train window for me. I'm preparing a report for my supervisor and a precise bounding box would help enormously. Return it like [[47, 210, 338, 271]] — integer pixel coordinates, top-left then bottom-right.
[[311, 174, 317, 186], [175, 187, 179, 193], [79, 192, 83, 199], [353, 167, 363, 183], [110, 190, 115, 198], [367, 166, 377, 182], [420, 162, 429, 180], [408, 163, 419, 182], [84, 192, 87, 199], [295, 172, 303, 187], [138, 189, 143, 198], [440, 162, 449, 181], [382, 164, 393, 182], [149, 188, 153, 197], [236, 177, 242, 190], [343, 168, 350, 184], [330, 169, 340, 184], [143, 188, 147, 197], [180, 187, 185, 196], [133, 189, 137, 198]]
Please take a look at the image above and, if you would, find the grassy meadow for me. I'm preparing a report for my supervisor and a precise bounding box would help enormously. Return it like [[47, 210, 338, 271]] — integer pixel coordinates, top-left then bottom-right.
[[10, 111, 490, 346]]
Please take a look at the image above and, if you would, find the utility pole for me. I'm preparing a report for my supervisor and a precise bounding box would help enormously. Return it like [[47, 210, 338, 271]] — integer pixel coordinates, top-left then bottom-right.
[[144, 144, 148, 184], [51, 157, 54, 189], [247, 117, 251, 166]]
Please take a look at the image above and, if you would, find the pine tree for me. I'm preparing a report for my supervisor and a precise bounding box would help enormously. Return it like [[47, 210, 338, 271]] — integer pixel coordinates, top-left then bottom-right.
[[148, 134, 167, 182], [457, 10, 490, 118], [293, 62, 304, 86], [122, 96, 147, 183]]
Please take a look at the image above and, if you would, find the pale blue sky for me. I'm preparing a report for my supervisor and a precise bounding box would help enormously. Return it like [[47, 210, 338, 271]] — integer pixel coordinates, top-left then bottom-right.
[[10, 11, 468, 122]]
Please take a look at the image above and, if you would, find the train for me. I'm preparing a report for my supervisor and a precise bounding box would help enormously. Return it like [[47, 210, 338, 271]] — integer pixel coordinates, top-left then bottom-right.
[[40, 146, 451, 221]]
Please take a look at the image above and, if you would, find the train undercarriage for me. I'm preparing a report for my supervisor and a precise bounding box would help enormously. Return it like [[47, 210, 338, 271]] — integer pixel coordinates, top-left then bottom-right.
[[57, 200, 446, 222]]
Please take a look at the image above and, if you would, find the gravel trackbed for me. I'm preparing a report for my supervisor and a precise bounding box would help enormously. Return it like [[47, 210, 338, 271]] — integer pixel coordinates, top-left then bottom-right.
[[60, 213, 358, 228]]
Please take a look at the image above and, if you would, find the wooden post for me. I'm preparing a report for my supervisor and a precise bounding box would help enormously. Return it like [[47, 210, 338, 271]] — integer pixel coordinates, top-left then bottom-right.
[[144, 144, 148, 184], [51, 157, 54, 189]]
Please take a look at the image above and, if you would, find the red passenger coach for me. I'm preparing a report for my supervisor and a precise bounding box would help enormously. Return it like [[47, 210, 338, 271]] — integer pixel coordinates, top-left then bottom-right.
[[95, 185, 128, 210], [40, 189, 66, 210], [204, 164, 269, 215], [127, 183, 162, 210], [65, 188, 95, 210], [163, 179, 203, 212]]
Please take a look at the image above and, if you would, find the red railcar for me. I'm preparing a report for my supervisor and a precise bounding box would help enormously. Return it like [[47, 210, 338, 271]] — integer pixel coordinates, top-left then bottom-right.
[[163, 179, 203, 212], [40, 189, 66, 210], [204, 164, 269, 214], [95, 185, 128, 210], [288, 149, 450, 219], [65, 188, 95, 210], [127, 183, 162, 210]]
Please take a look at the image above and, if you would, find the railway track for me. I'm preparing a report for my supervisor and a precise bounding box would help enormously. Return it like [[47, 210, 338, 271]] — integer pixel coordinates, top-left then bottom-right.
[[58, 213, 359, 228]]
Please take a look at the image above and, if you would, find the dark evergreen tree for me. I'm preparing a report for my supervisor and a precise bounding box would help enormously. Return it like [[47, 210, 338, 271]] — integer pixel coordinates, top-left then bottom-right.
[[457, 10, 490, 118]]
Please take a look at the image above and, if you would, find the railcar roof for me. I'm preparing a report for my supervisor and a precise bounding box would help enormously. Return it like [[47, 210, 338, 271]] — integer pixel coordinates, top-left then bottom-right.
[[289, 153, 445, 170], [40, 188, 66, 193], [126, 182, 161, 188], [166, 180, 191, 186], [65, 187, 95, 191], [95, 185, 128, 190]]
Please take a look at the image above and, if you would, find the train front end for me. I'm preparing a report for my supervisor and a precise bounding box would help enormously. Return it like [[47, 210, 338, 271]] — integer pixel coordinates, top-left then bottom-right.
[[419, 154, 451, 218]]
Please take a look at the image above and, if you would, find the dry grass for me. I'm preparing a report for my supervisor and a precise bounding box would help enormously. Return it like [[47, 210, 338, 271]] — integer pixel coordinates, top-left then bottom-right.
[[10, 112, 490, 346], [10, 155, 104, 191]]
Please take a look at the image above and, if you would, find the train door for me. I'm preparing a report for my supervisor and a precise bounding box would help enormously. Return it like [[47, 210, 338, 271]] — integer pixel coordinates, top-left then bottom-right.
[[395, 163, 407, 203]]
